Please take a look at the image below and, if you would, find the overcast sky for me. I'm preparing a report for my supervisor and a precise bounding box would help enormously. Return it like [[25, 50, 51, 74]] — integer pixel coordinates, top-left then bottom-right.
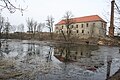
[[1, 0, 111, 31]]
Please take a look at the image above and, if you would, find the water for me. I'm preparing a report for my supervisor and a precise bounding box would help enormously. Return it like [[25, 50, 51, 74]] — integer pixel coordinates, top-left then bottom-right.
[[0, 39, 120, 80]]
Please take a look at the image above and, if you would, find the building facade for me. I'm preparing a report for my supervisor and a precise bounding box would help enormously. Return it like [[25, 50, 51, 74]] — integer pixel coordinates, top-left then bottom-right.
[[55, 15, 107, 39]]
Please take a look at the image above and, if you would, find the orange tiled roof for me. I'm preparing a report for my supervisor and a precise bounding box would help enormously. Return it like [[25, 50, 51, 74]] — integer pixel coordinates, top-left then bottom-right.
[[56, 15, 106, 25]]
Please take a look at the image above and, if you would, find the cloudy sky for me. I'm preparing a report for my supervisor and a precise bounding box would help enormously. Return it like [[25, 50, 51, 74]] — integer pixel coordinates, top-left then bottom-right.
[[1, 0, 111, 31]]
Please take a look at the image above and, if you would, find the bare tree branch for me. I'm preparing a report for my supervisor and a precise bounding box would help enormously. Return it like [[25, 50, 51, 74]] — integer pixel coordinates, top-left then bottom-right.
[[46, 15, 54, 39], [37, 23, 45, 32], [62, 11, 74, 41], [0, 0, 27, 15]]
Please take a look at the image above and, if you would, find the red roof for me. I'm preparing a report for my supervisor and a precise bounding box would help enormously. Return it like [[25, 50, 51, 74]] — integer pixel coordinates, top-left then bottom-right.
[[56, 15, 106, 25]]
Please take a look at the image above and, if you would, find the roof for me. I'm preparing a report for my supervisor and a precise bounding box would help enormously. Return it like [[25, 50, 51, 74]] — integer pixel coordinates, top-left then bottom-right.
[[56, 15, 106, 25]]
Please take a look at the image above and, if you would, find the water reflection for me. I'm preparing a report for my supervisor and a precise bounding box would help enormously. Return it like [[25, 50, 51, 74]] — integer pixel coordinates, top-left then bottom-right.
[[27, 43, 36, 56], [54, 44, 107, 72], [106, 55, 112, 80], [0, 40, 120, 80], [54, 44, 98, 62], [46, 47, 52, 62], [0, 40, 11, 59]]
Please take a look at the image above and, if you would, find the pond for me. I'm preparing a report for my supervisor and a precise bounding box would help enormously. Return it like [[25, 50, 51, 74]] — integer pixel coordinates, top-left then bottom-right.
[[0, 39, 120, 80]]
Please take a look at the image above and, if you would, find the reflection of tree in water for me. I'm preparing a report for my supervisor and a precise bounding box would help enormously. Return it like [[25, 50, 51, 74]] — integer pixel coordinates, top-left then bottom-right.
[[54, 44, 106, 73], [0, 39, 15, 60], [0, 46, 3, 59], [0, 41, 1, 48], [0, 40, 11, 56], [14, 43, 24, 60], [27, 43, 36, 56], [46, 46, 52, 62], [4, 43, 10, 54], [27, 43, 45, 56], [54, 44, 99, 62], [22, 43, 38, 63], [24, 43, 53, 62]]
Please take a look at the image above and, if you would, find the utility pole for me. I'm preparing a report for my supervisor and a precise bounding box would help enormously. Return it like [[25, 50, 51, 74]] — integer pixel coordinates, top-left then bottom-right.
[[109, 0, 115, 37]]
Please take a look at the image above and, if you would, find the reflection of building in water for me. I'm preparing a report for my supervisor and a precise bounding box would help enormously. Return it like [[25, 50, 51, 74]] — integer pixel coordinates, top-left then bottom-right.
[[54, 45, 104, 71]]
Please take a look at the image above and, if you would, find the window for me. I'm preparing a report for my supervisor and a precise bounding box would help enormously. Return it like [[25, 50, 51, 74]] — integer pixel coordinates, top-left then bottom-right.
[[93, 23, 95, 27], [104, 24, 106, 29], [86, 23, 88, 27], [55, 27, 58, 30], [69, 30, 71, 33], [71, 25, 74, 28], [82, 30, 84, 33], [81, 24, 83, 28], [102, 23, 106, 28], [76, 25, 78, 28], [77, 30, 79, 33], [88, 31, 89, 34], [61, 26, 64, 29], [101, 23, 103, 28], [81, 52, 83, 55], [67, 30, 68, 33]]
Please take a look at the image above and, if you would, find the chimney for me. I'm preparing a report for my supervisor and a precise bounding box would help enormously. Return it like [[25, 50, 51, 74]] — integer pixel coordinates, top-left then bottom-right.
[[109, 0, 115, 37]]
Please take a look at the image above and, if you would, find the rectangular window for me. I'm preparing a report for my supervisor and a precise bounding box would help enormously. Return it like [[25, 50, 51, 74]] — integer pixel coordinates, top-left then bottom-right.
[[82, 30, 84, 33], [81, 24, 83, 28], [76, 25, 78, 28], [88, 31, 89, 34], [104, 24, 106, 28], [71, 25, 74, 28], [102, 23, 106, 29], [86, 23, 88, 27], [69, 30, 71, 33], [62, 26, 64, 29], [101, 23, 103, 28], [93, 23, 95, 27], [77, 30, 79, 33]]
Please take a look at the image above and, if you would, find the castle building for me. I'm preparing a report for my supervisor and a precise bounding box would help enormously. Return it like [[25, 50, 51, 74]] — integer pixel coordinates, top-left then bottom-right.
[[55, 15, 107, 39]]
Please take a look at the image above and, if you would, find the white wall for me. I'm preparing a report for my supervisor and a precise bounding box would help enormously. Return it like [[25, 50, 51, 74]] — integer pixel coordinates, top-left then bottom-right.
[[55, 21, 106, 39]]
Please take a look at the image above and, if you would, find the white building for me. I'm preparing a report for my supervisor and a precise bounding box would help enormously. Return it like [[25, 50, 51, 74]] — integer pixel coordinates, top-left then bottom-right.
[[55, 15, 107, 39]]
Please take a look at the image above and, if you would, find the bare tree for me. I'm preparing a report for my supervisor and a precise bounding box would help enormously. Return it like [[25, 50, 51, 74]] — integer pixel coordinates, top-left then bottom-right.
[[18, 24, 24, 32], [26, 18, 34, 33], [0, 0, 27, 15], [26, 18, 34, 39], [0, 14, 5, 38], [0, 14, 5, 48], [33, 21, 37, 39], [3, 21, 11, 40], [61, 11, 74, 41], [17, 24, 24, 39], [46, 16, 54, 40], [26, 18, 38, 39], [37, 23, 45, 40], [11, 25, 16, 33], [37, 23, 45, 32], [104, 0, 120, 36], [0, 16, 12, 47], [115, 0, 120, 35]]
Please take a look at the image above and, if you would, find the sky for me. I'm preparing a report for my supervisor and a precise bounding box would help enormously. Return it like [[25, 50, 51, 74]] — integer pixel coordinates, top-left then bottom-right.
[[1, 0, 111, 32]]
